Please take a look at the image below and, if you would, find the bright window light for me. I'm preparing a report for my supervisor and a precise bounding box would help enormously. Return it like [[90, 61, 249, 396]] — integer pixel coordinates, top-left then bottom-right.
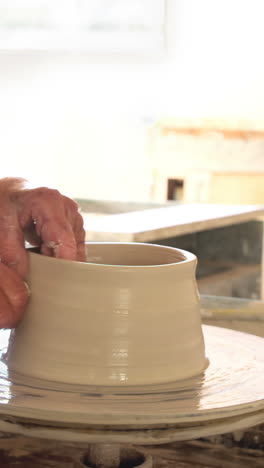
[[0, 0, 166, 52]]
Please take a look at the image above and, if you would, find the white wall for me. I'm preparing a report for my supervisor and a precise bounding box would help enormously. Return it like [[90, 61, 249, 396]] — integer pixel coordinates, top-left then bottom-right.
[[164, 0, 264, 119], [1, 0, 264, 200], [0, 53, 160, 199]]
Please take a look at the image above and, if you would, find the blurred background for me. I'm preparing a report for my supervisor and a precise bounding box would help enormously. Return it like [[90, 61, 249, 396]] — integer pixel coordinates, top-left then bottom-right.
[[1, 0, 264, 203], [2, 0, 264, 299]]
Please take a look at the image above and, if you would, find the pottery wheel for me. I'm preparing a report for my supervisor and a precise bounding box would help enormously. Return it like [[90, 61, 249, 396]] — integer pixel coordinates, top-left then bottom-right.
[[0, 325, 264, 445]]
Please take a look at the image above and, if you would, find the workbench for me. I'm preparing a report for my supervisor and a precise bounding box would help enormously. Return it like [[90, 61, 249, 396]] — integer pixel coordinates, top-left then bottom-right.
[[0, 433, 263, 467], [1, 295, 264, 467], [83, 203, 264, 244], [83, 203, 264, 298]]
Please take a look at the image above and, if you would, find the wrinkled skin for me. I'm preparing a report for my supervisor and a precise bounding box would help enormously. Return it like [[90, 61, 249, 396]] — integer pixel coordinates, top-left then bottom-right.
[[0, 178, 86, 329]]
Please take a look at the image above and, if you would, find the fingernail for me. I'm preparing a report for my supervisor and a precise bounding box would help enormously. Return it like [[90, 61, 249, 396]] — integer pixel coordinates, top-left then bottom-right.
[[23, 281, 31, 296]]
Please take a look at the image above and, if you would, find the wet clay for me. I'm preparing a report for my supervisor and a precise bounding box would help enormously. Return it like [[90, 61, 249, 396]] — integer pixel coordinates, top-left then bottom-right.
[[7, 243, 207, 386]]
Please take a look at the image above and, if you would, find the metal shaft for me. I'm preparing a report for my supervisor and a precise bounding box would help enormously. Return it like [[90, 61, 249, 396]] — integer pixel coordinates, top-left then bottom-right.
[[89, 444, 121, 468]]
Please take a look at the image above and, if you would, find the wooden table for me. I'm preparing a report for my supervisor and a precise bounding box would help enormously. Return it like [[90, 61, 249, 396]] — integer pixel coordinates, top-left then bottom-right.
[[84, 203, 264, 298]]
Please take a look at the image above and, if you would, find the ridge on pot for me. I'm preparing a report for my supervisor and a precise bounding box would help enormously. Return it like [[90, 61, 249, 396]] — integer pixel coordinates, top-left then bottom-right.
[[6, 242, 208, 386]]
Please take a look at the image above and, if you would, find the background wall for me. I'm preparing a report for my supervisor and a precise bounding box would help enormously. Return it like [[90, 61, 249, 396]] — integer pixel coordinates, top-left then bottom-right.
[[1, 0, 264, 200], [164, 0, 264, 119]]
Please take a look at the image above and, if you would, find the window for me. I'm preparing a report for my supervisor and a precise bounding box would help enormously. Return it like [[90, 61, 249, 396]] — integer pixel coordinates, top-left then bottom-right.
[[167, 179, 184, 201], [0, 0, 166, 52]]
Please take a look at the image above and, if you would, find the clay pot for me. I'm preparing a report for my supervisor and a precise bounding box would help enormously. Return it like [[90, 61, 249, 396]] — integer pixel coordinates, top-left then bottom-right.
[[7, 242, 208, 386]]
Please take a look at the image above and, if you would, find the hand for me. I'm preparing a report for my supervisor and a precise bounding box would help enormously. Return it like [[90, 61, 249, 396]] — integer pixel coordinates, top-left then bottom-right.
[[0, 178, 86, 328]]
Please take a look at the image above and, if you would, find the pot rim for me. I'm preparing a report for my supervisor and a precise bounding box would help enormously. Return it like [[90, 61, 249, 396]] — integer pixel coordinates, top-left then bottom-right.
[[28, 242, 197, 270]]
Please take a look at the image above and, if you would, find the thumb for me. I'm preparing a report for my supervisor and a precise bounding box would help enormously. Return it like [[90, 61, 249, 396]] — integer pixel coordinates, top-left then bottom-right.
[[0, 205, 29, 279], [0, 264, 29, 328]]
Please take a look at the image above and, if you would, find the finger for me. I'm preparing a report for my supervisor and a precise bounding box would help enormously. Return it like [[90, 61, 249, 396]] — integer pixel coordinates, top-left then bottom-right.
[[75, 214, 86, 262], [18, 188, 78, 260], [0, 207, 29, 278], [38, 217, 77, 260], [64, 197, 86, 262], [0, 263, 29, 328], [0, 290, 14, 329], [40, 244, 53, 257]]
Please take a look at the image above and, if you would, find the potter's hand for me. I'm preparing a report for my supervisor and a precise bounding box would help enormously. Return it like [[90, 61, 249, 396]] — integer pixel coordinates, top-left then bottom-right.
[[0, 178, 86, 328]]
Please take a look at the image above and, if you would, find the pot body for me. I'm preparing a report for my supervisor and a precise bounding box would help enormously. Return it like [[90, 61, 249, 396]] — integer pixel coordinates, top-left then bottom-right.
[[7, 243, 207, 386]]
